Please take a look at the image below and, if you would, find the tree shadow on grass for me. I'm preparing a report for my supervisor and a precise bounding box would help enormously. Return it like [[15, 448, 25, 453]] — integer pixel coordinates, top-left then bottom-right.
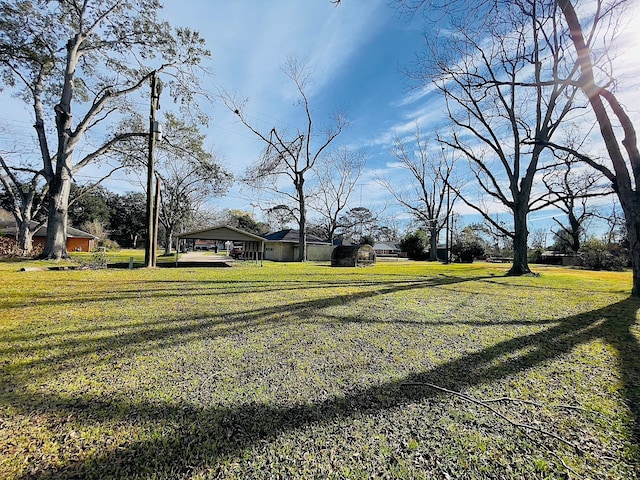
[[0, 273, 482, 353], [6, 290, 640, 478], [1, 275, 456, 310]]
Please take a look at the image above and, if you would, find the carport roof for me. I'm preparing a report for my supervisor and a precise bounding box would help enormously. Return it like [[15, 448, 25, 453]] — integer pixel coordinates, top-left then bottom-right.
[[179, 225, 265, 242]]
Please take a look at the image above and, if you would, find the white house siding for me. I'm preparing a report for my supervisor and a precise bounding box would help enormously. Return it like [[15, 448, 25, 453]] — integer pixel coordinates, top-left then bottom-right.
[[264, 242, 295, 261], [294, 244, 334, 261], [264, 243, 333, 262]]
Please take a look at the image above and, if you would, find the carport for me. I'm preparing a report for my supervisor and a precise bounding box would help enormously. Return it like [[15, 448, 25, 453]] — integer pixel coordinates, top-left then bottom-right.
[[178, 225, 265, 266]]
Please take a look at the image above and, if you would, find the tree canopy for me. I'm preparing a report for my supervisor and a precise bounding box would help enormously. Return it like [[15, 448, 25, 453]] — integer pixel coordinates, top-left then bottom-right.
[[0, 0, 211, 259]]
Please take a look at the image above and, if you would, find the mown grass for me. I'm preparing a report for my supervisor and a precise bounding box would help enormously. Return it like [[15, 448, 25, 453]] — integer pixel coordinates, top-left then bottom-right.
[[0, 259, 638, 479]]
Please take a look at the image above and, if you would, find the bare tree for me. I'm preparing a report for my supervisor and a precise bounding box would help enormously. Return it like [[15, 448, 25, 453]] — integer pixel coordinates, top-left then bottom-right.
[[0, 153, 48, 254], [221, 57, 348, 261], [542, 154, 609, 253], [0, 0, 210, 260], [424, 0, 581, 275], [379, 126, 456, 261], [554, 0, 640, 295], [392, 0, 640, 292], [310, 146, 366, 243], [596, 200, 626, 245]]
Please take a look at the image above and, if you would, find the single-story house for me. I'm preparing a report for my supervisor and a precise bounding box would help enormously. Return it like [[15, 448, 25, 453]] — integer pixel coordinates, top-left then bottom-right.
[[540, 250, 580, 266], [373, 242, 402, 257], [0, 219, 97, 252], [262, 229, 333, 262]]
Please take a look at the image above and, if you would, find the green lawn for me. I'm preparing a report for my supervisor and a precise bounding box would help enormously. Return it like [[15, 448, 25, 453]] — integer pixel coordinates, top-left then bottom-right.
[[1, 259, 638, 479]]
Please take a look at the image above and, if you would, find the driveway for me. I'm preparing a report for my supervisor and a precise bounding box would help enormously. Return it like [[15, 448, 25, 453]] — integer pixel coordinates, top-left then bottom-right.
[[176, 251, 234, 267]]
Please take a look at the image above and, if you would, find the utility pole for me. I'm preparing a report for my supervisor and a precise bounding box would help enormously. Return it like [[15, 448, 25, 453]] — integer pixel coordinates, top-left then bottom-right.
[[145, 71, 160, 268], [151, 176, 161, 267]]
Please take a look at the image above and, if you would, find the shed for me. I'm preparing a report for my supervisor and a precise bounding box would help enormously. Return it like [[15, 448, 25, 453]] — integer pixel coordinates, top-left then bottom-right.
[[331, 244, 376, 267]]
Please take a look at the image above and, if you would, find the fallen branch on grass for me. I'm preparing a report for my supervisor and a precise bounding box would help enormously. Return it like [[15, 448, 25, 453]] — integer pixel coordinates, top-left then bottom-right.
[[402, 382, 584, 476], [481, 396, 607, 417]]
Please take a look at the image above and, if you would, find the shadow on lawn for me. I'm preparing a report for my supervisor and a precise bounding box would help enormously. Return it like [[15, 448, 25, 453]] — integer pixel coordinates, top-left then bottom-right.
[[5, 280, 640, 478], [1, 276, 439, 310], [0, 274, 476, 358]]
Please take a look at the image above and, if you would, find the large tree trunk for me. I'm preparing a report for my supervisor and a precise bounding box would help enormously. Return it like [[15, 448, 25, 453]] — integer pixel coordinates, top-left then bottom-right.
[[297, 179, 307, 262], [164, 230, 173, 255], [429, 224, 438, 261], [40, 175, 71, 260], [18, 219, 34, 255], [620, 197, 640, 296], [508, 206, 531, 276], [568, 211, 581, 253]]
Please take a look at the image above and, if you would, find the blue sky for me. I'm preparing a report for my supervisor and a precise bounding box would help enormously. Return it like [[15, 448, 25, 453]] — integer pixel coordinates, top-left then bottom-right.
[[152, 0, 436, 223], [2, 1, 640, 239], [146, 0, 640, 236]]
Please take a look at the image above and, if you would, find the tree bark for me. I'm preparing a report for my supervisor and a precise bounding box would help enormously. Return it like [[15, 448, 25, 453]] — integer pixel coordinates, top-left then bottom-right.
[[297, 178, 307, 262], [164, 230, 173, 256], [620, 196, 640, 296], [429, 224, 438, 261], [18, 219, 33, 255], [40, 175, 71, 260], [508, 204, 532, 275]]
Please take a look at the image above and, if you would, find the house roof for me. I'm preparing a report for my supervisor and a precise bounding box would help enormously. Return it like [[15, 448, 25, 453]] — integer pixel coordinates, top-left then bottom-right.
[[541, 250, 576, 257], [0, 220, 97, 239], [262, 229, 329, 245], [179, 224, 265, 242], [373, 242, 400, 251]]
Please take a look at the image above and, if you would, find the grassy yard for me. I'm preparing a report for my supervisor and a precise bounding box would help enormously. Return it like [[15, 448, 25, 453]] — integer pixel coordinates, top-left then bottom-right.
[[1, 259, 638, 479]]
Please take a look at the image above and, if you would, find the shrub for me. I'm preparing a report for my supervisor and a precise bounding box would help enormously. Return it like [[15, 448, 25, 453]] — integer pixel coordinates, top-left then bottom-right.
[[451, 239, 485, 263], [579, 238, 629, 271], [400, 230, 429, 260], [359, 235, 375, 246], [0, 237, 21, 256], [528, 246, 544, 264], [98, 238, 120, 251], [451, 227, 486, 263]]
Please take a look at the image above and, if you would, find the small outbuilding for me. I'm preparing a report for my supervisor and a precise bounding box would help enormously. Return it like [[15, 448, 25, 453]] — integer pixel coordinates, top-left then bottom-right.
[[331, 244, 376, 267], [0, 219, 97, 252]]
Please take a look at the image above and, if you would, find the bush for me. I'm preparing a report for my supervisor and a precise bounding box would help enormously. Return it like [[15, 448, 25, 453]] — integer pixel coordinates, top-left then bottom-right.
[[97, 238, 120, 251], [528, 247, 544, 264], [359, 235, 375, 246], [400, 230, 429, 260], [579, 238, 629, 271], [451, 239, 485, 263]]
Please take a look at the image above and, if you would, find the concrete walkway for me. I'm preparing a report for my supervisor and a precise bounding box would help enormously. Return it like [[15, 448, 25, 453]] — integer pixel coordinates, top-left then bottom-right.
[[175, 251, 234, 267]]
